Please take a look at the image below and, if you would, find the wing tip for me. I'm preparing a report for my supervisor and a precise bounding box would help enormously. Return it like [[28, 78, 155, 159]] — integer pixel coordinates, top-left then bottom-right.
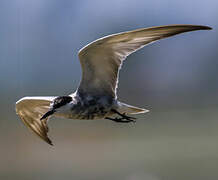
[[163, 24, 212, 30], [198, 25, 212, 30], [46, 137, 54, 146]]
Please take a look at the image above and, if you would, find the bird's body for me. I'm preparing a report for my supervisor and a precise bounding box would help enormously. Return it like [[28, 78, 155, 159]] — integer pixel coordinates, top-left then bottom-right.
[[40, 92, 147, 120], [15, 24, 212, 145], [54, 92, 115, 120]]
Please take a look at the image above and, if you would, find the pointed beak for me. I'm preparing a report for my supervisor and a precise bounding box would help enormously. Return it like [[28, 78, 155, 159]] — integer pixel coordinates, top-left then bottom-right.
[[40, 109, 55, 120]]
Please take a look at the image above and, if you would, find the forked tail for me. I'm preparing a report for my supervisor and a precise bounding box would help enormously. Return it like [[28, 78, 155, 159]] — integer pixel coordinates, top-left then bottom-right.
[[117, 102, 149, 115]]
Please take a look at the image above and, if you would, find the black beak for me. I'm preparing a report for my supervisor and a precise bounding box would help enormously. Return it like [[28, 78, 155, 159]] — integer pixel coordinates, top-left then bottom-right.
[[40, 109, 55, 120]]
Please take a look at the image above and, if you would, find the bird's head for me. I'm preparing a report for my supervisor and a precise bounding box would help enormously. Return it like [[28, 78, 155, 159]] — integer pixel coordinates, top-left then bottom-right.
[[40, 96, 72, 120]]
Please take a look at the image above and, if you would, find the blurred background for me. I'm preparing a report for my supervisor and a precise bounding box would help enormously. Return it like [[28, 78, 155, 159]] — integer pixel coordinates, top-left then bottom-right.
[[0, 0, 218, 179]]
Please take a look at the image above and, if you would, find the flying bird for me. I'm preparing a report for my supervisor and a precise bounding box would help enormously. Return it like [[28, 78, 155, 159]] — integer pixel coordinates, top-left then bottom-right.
[[16, 24, 212, 145]]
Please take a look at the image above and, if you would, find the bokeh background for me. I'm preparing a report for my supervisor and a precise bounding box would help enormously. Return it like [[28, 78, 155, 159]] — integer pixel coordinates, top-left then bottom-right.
[[1, 0, 218, 179]]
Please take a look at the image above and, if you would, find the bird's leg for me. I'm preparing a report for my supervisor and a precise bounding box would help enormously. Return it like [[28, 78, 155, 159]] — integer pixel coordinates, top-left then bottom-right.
[[111, 109, 136, 121], [105, 109, 136, 123], [105, 117, 135, 123]]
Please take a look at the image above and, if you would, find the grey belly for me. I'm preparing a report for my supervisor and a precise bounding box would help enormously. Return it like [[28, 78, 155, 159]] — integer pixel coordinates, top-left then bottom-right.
[[69, 105, 114, 120], [58, 94, 117, 120], [70, 109, 112, 120]]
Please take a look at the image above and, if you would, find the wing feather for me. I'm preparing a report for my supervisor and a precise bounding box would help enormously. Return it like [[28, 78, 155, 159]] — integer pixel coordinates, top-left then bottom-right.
[[16, 96, 56, 145], [78, 24, 211, 97]]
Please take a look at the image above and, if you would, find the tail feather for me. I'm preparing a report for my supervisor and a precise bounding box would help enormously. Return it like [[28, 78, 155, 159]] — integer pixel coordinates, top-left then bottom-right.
[[117, 102, 149, 115]]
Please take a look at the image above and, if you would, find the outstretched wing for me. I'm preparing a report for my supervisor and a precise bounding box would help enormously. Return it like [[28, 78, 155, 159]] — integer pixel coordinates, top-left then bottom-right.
[[78, 25, 211, 97], [16, 96, 56, 145]]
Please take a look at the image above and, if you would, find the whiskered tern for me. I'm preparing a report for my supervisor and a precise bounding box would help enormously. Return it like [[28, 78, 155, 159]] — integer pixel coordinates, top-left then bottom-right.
[[16, 24, 212, 145]]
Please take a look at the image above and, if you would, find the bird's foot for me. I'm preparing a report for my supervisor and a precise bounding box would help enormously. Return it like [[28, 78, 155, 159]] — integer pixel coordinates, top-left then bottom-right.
[[105, 109, 136, 123], [105, 117, 136, 123]]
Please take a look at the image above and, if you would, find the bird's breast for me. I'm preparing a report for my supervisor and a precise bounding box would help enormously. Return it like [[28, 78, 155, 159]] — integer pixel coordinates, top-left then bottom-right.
[[69, 95, 116, 120]]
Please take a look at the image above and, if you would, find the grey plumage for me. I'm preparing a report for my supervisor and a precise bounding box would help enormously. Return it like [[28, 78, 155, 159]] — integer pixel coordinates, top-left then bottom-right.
[[15, 24, 212, 145]]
